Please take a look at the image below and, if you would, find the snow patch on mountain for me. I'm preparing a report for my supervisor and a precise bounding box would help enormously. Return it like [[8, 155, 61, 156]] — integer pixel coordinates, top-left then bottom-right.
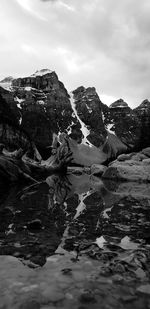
[[31, 69, 53, 77], [25, 86, 32, 91], [70, 92, 92, 147], [102, 112, 105, 121], [106, 123, 115, 135], [0, 82, 13, 92], [66, 121, 74, 135], [86, 104, 92, 113], [14, 97, 25, 109]]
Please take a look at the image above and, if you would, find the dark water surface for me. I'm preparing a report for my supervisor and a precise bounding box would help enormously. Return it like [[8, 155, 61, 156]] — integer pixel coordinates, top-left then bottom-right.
[[0, 175, 150, 308]]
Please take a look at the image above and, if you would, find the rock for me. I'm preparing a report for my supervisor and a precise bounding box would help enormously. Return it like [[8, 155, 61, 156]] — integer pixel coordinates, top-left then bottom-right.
[[130, 153, 147, 161], [18, 300, 41, 309], [134, 100, 150, 149], [41, 287, 64, 302], [137, 284, 150, 295], [102, 163, 150, 182], [143, 158, 150, 165], [72, 86, 106, 147], [79, 290, 96, 303], [91, 164, 106, 175], [120, 295, 137, 303], [109, 98, 129, 109], [102, 98, 141, 149], [0, 76, 13, 83], [142, 147, 150, 157], [117, 153, 133, 161], [103, 147, 150, 182], [67, 166, 86, 175]]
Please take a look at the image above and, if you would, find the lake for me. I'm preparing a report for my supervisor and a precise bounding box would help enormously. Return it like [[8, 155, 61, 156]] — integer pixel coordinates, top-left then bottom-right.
[[0, 174, 150, 308]]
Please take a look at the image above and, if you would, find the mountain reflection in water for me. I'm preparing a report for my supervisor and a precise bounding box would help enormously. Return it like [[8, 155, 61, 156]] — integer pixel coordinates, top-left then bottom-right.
[[0, 174, 150, 269]]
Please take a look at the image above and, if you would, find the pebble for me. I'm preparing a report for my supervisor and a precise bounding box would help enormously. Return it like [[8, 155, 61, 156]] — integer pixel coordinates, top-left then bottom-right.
[[42, 287, 65, 302]]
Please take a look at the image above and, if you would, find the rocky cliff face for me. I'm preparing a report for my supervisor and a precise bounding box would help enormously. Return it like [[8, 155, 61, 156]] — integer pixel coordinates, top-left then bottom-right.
[[134, 100, 150, 149], [12, 70, 75, 156], [0, 70, 107, 158], [0, 92, 32, 151], [0, 69, 150, 161], [101, 99, 141, 150], [72, 86, 106, 147]]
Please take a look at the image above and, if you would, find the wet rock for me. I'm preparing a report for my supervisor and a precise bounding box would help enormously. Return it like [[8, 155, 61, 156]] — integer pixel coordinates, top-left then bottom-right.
[[120, 295, 137, 303], [131, 153, 148, 161], [117, 153, 133, 162], [61, 268, 72, 275], [18, 300, 41, 309], [104, 148, 150, 182], [103, 161, 150, 182], [79, 290, 97, 303], [142, 147, 150, 158], [41, 287, 65, 303], [112, 274, 124, 282], [137, 284, 150, 295], [30, 255, 46, 267], [114, 263, 126, 273], [67, 167, 85, 175], [91, 164, 106, 176], [143, 158, 150, 165]]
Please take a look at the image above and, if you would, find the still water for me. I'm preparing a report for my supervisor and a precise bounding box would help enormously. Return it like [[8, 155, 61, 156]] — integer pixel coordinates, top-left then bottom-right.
[[0, 174, 150, 308]]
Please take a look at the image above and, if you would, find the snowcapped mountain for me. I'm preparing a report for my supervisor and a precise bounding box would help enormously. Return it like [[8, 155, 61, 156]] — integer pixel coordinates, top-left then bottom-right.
[[0, 76, 13, 83], [0, 68, 150, 160]]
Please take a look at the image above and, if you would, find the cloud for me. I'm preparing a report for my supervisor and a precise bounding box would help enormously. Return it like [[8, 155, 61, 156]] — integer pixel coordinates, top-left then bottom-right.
[[15, 0, 47, 20], [0, 0, 150, 107], [41, 0, 75, 11], [21, 44, 38, 56]]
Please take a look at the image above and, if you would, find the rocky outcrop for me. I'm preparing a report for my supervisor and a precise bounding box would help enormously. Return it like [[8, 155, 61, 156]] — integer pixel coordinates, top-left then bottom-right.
[[72, 86, 106, 147], [102, 147, 150, 182], [11, 70, 77, 157], [134, 100, 150, 149], [101, 99, 141, 149], [0, 92, 33, 151], [0, 76, 13, 83]]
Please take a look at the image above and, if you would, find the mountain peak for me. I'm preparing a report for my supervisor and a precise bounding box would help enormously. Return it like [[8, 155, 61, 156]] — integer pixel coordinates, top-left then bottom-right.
[[31, 69, 53, 77], [109, 99, 129, 109], [0, 76, 13, 83], [135, 99, 150, 111]]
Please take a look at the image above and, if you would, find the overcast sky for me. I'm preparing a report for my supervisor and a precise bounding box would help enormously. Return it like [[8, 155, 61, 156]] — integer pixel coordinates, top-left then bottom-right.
[[0, 0, 150, 107]]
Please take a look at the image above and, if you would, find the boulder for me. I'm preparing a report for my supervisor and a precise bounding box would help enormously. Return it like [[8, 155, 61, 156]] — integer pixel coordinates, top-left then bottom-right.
[[130, 153, 148, 161], [102, 164, 150, 182], [142, 147, 150, 158], [67, 166, 90, 175], [117, 153, 133, 162], [143, 158, 150, 165], [91, 164, 106, 176], [103, 148, 150, 182]]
